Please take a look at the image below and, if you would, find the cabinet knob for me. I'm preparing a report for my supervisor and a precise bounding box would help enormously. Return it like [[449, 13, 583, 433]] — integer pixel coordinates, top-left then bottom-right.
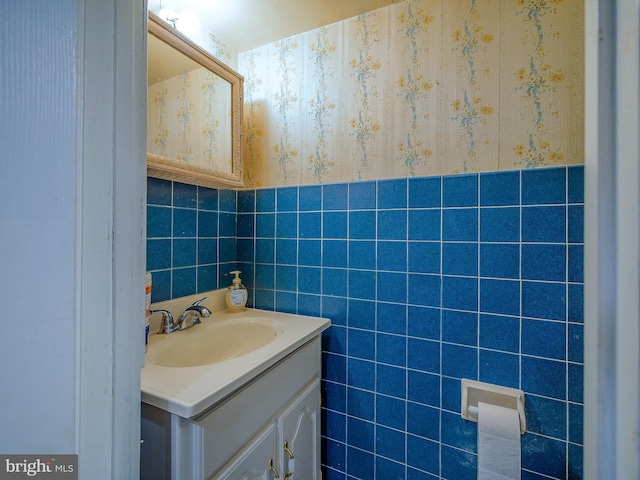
[[269, 458, 280, 478]]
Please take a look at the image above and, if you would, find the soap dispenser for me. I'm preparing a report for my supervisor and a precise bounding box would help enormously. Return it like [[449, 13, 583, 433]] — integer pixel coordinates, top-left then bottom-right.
[[225, 270, 248, 312]]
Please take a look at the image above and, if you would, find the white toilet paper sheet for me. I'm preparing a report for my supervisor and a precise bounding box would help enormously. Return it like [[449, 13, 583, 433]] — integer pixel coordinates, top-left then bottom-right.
[[477, 401, 521, 480]]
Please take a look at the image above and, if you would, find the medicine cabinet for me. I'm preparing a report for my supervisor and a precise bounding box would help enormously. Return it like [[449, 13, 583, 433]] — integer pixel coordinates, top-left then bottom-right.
[[147, 12, 244, 188]]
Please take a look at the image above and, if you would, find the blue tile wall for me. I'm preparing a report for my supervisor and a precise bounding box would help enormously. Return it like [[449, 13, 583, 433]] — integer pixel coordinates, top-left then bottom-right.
[[146, 177, 237, 302], [234, 165, 584, 480], [145, 166, 584, 479]]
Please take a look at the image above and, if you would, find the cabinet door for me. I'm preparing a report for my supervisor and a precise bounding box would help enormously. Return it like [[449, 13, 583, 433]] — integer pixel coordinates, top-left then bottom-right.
[[278, 379, 321, 480], [197, 338, 321, 477], [213, 423, 279, 480]]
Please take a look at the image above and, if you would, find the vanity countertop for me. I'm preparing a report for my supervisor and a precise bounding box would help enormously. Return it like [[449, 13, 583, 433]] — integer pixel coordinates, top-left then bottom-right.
[[141, 307, 330, 418]]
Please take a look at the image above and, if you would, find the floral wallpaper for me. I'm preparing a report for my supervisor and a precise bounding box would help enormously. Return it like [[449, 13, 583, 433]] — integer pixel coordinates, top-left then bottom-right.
[[350, 14, 383, 181], [273, 39, 300, 184], [509, 0, 577, 168], [207, 33, 234, 68], [147, 66, 232, 171], [309, 27, 337, 183], [239, 0, 583, 188], [396, 3, 436, 177], [449, 0, 496, 173]]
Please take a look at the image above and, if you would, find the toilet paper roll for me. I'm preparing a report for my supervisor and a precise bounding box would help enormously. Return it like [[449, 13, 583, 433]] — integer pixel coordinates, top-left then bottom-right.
[[477, 401, 521, 480]]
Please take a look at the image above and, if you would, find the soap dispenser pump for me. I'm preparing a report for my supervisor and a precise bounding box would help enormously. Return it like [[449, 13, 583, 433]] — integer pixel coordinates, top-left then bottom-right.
[[225, 270, 248, 312]]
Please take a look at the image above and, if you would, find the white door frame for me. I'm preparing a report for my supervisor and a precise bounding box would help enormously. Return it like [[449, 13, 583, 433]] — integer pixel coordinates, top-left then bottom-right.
[[76, 0, 147, 477], [584, 0, 640, 477]]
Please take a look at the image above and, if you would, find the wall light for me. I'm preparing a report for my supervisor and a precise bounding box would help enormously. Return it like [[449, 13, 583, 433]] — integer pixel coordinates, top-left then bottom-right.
[[158, 7, 200, 36], [158, 8, 179, 27], [174, 9, 200, 36]]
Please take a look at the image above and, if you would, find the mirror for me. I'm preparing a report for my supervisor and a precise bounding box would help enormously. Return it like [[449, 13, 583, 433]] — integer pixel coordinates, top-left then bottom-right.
[[147, 12, 244, 189]]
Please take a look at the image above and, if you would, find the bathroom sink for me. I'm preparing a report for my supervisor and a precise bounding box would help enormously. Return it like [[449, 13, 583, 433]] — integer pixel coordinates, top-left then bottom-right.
[[151, 317, 284, 368], [141, 295, 331, 418]]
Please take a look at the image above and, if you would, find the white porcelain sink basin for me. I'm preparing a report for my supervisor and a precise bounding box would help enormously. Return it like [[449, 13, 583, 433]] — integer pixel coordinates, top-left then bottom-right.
[[141, 294, 331, 418], [152, 317, 284, 367]]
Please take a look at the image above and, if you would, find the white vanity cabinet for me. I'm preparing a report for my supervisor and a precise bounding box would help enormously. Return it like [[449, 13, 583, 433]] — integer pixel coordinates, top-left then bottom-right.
[[216, 379, 320, 479], [214, 423, 277, 479], [278, 379, 320, 478], [141, 337, 322, 480]]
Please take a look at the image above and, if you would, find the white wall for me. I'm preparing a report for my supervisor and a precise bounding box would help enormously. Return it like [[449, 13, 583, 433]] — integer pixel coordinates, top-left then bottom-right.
[[0, 0, 78, 452], [0, 0, 147, 477]]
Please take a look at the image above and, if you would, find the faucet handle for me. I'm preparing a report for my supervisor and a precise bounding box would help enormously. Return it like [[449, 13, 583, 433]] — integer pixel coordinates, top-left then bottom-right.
[[186, 296, 212, 320], [177, 298, 212, 331], [150, 309, 178, 334], [191, 296, 209, 307]]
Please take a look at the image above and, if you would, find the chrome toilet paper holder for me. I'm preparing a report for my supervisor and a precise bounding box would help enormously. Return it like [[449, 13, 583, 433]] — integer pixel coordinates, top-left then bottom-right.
[[461, 379, 526, 434]]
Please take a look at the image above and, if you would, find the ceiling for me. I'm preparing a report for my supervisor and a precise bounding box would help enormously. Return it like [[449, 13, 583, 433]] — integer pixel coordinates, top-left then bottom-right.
[[151, 0, 402, 53]]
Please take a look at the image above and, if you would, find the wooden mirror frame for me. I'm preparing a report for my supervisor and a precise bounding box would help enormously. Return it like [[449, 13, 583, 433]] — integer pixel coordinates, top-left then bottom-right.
[[147, 12, 244, 189]]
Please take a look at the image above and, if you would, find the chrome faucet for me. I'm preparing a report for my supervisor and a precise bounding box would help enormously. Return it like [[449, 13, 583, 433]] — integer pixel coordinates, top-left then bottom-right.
[[150, 309, 178, 334], [150, 297, 212, 335], [176, 297, 212, 330]]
